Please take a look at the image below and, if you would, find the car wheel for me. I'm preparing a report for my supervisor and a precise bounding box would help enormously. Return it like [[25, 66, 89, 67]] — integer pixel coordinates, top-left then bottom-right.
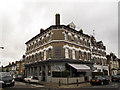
[[28, 80, 30, 83]]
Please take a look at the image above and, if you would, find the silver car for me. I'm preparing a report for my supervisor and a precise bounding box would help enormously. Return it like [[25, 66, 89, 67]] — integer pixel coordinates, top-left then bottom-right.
[[24, 76, 39, 84]]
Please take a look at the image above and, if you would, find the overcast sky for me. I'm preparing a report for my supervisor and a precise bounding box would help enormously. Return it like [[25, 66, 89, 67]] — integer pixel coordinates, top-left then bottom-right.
[[0, 0, 118, 66]]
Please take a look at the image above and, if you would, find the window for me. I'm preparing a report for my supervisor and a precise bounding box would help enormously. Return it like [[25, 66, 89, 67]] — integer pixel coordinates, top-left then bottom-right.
[[39, 38, 42, 45], [65, 48, 69, 58], [49, 32, 52, 41], [79, 51, 82, 59], [84, 52, 86, 60], [48, 48, 52, 58], [93, 57, 96, 64], [35, 53, 38, 61], [97, 57, 99, 64], [44, 35, 46, 43], [36, 40, 38, 47], [78, 37, 80, 43], [83, 39, 85, 46], [71, 34, 75, 41], [72, 49, 75, 59], [33, 42, 35, 48], [48, 66, 51, 76], [88, 53, 91, 61], [87, 40, 90, 47], [39, 52, 42, 60]]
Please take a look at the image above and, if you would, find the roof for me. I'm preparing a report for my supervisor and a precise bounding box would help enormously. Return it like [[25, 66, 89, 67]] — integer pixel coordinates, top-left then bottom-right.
[[25, 25, 90, 44]]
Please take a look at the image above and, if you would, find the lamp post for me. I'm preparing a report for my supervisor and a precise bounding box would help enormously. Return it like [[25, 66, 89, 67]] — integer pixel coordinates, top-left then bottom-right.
[[0, 47, 4, 49]]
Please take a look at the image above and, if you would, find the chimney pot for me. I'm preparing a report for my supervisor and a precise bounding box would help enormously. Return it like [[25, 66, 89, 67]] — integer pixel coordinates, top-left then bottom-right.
[[55, 13, 60, 25]]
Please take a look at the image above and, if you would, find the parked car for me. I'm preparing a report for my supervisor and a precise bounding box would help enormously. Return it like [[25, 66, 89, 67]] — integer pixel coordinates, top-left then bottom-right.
[[90, 76, 110, 85], [15, 75, 24, 82], [111, 75, 120, 82], [24, 76, 39, 84], [0, 72, 15, 87]]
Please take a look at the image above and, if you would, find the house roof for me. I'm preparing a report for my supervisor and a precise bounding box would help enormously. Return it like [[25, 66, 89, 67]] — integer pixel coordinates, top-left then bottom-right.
[[25, 25, 90, 44]]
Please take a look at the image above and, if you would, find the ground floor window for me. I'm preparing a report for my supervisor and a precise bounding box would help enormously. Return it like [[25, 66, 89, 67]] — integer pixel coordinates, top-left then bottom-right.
[[48, 66, 51, 76]]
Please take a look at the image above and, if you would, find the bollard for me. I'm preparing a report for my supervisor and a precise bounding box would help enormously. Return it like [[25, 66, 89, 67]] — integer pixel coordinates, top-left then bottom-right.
[[77, 79, 78, 86], [59, 79, 61, 86]]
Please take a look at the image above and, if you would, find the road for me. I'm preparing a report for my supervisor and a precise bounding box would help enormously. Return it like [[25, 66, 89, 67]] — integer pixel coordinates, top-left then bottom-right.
[[3, 81, 120, 90], [4, 81, 45, 90]]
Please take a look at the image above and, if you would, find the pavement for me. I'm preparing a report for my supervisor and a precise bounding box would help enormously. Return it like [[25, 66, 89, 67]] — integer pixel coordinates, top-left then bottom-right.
[[39, 81, 90, 88]]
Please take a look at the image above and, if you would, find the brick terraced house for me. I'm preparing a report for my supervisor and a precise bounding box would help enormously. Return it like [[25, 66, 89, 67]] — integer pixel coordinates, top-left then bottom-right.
[[24, 14, 108, 84]]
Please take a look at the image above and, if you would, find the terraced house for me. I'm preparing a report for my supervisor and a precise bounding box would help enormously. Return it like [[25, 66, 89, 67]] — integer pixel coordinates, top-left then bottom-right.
[[24, 14, 108, 84]]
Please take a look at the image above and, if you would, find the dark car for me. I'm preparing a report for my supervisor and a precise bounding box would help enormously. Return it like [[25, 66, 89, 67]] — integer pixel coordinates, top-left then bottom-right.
[[111, 75, 120, 82], [15, 75, 24, 81], [90, 76, 110, 85], [0, 72, 15, 87]]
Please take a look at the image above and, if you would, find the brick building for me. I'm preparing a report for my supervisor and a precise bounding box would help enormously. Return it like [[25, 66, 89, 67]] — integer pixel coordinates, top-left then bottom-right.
[[90, 36, 108, 76], [24, 14, 108, 84]]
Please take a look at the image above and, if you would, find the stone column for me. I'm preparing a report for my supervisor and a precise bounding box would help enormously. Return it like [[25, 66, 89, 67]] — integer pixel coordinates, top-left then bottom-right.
[[33, 67, 35, 76], [46, 65, 48, 82], [37, 66, 39, 77], [41, 66, 43, 81], [30, 67, 31, 76]]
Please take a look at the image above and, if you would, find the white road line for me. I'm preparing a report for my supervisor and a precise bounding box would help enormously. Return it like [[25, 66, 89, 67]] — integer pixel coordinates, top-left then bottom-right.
[[31, 84, 44, 88]]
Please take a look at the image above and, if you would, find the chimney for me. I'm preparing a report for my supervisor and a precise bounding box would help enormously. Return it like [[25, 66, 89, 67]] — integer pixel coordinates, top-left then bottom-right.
[[40, 28, 44, 34], [55, 13, 60, 25]]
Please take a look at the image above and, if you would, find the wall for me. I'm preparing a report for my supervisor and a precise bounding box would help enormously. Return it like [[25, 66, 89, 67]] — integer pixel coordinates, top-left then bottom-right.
[[51, 77, 85, 84]]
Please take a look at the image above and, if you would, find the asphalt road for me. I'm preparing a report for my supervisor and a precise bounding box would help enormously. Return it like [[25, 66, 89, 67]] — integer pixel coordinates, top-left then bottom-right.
[[3, 81, 120, 90]]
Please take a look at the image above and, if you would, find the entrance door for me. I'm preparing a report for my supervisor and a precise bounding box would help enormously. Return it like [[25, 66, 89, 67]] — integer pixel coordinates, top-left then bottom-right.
[[42, 71, 45, 81], [42, 66, 46, 81]]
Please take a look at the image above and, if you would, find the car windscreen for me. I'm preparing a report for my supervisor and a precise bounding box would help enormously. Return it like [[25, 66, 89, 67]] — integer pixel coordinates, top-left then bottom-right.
[[93, 76, 103, 80], [27, 76, 32, 78]]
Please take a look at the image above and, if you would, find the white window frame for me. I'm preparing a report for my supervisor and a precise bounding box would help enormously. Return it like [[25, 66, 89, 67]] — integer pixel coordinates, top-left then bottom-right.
[[72, 49, 75, 59], [65, 48, 69, 58], [44, 50, 46, 60]]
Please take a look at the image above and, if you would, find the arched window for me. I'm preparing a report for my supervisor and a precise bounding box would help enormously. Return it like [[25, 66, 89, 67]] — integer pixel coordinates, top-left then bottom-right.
[[83, 39, 85, 46], [39, 38, 42, 45], [39, 52, 42, 60], [71, 34, 75, 41], [32, 55, 34, 63], [78, 37, 80, 43], [64, 31, 68, 40], [84, 52, 87, 60], [48, 48, 52, 58], [79, 50, 82, 59], [88, 53, 91, 61], [35, 53, 38, 61]]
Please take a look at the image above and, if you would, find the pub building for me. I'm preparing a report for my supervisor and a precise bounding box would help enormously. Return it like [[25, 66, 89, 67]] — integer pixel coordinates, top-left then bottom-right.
[[24, 14, 108, 84]]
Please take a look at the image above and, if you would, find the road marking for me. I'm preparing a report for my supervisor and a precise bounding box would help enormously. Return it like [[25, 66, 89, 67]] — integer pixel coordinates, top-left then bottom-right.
[[31, 84, 44, 88]]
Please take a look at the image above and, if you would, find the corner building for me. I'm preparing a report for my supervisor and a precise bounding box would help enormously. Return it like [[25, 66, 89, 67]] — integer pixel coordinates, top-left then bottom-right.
[[25, 14, 108, 84]]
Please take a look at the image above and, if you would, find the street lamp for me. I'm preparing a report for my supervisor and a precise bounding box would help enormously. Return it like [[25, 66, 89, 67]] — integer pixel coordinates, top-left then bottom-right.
[[0, 47, 4, 49]]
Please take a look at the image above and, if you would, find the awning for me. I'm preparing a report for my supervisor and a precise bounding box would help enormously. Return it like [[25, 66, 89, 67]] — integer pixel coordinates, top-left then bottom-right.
[[68, 63, 90, 72]]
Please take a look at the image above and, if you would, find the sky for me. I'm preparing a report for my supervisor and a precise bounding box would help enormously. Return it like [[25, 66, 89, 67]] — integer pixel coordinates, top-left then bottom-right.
[[0, 0, 119, 66]]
